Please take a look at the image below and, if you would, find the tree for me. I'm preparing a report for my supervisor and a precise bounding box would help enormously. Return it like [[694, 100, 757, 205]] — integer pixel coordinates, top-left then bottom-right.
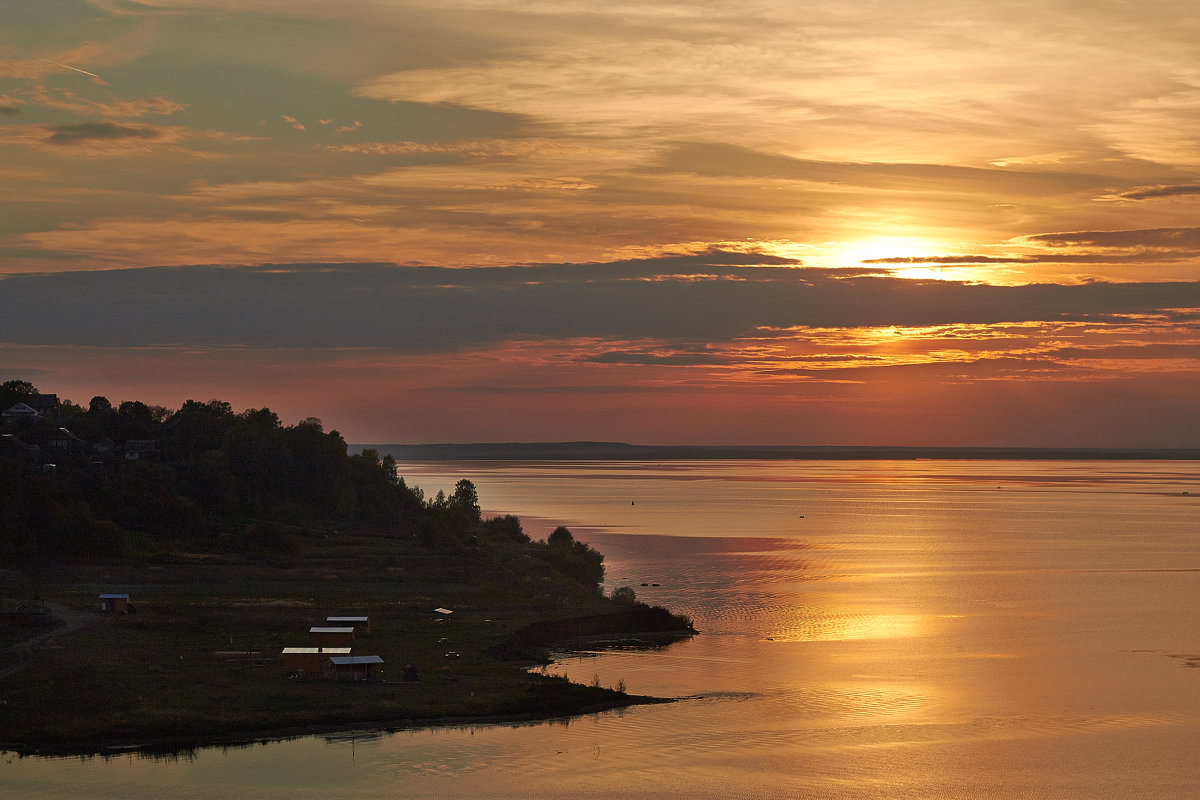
[[241, 407, 281, 429], [481, 514, 529, 544], [88, 396, 114, 415], [541, 525, 605, 590], [450, 479, 481, 522], [611, 585, 638, 604], [0, 379, 37, 409], [548, 525, 575, 548], [116, 400, 156, 440]]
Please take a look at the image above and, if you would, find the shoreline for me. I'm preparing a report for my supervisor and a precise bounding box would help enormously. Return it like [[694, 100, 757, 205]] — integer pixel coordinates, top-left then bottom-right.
[[360, 442, 1200, 462], [1, 602, 695, 759], [4, 693, 675, 759]]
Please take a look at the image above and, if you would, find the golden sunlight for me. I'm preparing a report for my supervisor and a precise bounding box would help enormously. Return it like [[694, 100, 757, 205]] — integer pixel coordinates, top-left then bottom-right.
[[767, 611, 925, 642], [816, 236, 1008, 282], [815, 236, 953, 277], [840, 236, 944, 265]]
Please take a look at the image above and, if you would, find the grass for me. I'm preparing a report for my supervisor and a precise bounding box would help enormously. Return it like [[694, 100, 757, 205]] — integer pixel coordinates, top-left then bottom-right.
[[0, 531, 691, 754]]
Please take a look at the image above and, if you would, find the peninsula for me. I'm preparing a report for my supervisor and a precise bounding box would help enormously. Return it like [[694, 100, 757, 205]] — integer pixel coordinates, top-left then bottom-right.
[[0, 382, 695, 755]]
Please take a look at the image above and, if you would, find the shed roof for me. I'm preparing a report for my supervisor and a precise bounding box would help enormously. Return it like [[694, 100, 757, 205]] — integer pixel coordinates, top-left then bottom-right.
[[329, 655, 384, 665], [282, 647, 351, 655], [99, 593, 130, 599], [326, 616, 368, 622], [309, 626, 355, 633]]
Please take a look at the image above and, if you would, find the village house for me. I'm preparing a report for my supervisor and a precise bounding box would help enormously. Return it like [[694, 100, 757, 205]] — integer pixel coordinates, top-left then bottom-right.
[[282, 646, 351, 674], [122, 439, 157, 461], [0, 433, 36, 460], [324, 655, 384, 681], [29, 393, 59, 417], [2, 402, 41, 427], [325, 616, 370, 636], [49, 428, 88, 455], [99, 593, 130, 613], [309, 626, 355, 647]]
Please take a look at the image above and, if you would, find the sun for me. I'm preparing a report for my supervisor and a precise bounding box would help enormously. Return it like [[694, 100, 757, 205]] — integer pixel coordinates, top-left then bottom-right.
[[817, 236, 985, 281], [831, 236, 946, 267]]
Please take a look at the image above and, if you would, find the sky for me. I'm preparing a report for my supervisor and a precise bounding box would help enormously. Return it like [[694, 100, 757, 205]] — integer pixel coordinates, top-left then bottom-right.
[[4, 0, 1200, 447]]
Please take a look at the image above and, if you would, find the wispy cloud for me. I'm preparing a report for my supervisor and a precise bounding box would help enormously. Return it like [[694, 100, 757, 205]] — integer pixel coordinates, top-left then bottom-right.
[[1025, 227, 1200, 250], [1109, 184, 1200, 201], [28, 87, 184, 118]]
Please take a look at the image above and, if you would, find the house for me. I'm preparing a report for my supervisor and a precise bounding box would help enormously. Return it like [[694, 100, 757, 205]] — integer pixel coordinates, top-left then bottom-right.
[[309, 626, 355, 647], [1, 433, 36, 459], [122, 440, 157, 460], [324, 655, 384, 681], [2, 402, 41, 425], [99, 593, 130, 613], [50, 428, 86, 454], [282, 646, 351, 674], [29, 394, 59, 417], [326, 616, 370, 636]]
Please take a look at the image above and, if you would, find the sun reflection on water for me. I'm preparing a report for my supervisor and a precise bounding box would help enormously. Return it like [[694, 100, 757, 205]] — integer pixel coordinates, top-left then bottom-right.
[[765, 611, 924, 642]]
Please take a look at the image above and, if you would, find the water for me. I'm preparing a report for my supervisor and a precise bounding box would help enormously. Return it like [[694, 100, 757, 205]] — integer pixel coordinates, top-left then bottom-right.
[[6, 460, 1200, 798]]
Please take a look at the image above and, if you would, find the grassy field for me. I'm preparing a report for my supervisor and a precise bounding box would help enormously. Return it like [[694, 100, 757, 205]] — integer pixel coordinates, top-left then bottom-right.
[[0, 531, 692, 755]]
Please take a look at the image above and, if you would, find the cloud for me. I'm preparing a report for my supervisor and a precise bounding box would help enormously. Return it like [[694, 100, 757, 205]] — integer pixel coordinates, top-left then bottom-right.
[[1025, 227, 1200, 250], [653, 143, 1109, 197], [861, 253, 1195, 265], [862, 225, 1200, 266], [3, 257, 1200, 354], [864, 255, 1034, 265], [1111, 185, 1200, 201], [0, 106, 19, 117], [584, 349, 734, 366], [28, 87, 184, 118], [43, 121, 164, 145]]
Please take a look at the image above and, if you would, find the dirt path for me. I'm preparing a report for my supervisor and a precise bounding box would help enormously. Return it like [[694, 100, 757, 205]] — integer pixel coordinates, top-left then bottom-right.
[[0, 602, 96, 680]]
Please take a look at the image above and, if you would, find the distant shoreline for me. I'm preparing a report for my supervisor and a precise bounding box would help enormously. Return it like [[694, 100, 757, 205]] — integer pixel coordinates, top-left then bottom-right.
[[358, 442, 1200, 462]]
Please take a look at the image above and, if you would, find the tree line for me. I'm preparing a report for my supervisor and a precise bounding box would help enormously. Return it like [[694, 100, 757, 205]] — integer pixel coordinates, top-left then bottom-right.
[[0, 381, 604, 592]]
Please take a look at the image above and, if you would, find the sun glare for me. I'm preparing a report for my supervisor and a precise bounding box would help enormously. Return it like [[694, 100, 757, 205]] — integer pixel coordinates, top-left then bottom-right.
[[839, 237, 943, 265], [813, 236, 999, 282]]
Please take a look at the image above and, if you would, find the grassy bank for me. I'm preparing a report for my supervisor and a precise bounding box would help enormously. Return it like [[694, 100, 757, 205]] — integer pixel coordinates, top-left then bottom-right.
[[0, 532, 694, 756]]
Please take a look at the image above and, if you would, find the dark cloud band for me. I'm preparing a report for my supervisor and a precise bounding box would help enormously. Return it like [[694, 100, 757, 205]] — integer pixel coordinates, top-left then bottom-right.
[[2, 255, 1199, 351]]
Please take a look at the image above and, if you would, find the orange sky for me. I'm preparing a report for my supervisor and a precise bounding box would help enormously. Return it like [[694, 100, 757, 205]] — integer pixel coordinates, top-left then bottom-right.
[[4, 1, 1200, 446]]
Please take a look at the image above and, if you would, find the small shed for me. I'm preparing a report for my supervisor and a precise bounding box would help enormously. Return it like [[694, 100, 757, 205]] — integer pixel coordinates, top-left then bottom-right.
[[99, 593, 129, 613], [282, 646, 351, 674], [326, 616, 370, 636], [309, 626, 355, 647], [324, 655, 384, 681]]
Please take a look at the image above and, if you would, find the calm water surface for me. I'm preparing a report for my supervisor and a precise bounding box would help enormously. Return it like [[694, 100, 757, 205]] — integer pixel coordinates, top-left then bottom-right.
[[6, 460, 1200, 799]]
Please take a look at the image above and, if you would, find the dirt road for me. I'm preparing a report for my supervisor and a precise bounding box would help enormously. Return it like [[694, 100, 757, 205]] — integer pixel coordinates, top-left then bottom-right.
[[1, 602, 96, 680]]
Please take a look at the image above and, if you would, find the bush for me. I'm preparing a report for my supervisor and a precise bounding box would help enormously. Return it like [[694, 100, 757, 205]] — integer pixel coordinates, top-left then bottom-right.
[[611, 585, 637, 604]]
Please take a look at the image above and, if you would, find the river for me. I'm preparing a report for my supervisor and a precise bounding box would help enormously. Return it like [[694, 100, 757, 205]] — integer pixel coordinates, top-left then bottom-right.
[[5, 459, 1200, 799]]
